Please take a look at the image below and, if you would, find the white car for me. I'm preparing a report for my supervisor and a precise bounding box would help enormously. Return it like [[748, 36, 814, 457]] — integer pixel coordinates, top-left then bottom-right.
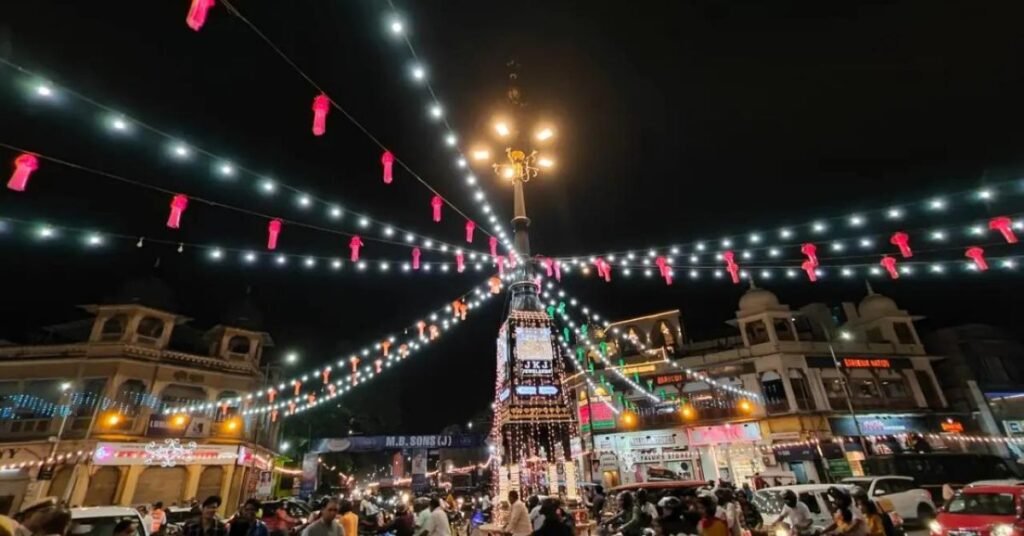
[[841, 476, 935, 522], [70, 506, 150, 536], [754, 484, 858, 530]]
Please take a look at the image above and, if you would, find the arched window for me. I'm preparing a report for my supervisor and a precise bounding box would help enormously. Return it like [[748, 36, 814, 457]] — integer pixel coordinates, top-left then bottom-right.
[[760, 371, 787, 413], [100, 314, 128, 341], [649, 321, 677, 350], [227, 336, 251, 355], [137, 316, 165, 339], [113, 379, 148, 428], [745, 320, 770, 344], [216, 391, 241, 422], [788, 369, 813, 410], [849, 369, 880, 399], [877, 370, 910, 401], [159, 384, 209, 413], [773, 318, 795, 341]]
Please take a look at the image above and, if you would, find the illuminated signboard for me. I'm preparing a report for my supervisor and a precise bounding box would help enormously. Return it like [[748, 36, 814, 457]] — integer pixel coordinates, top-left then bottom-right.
[[621, 364, 657, 375], [842, 358, 891, 369], [655, 374, 684, 385]]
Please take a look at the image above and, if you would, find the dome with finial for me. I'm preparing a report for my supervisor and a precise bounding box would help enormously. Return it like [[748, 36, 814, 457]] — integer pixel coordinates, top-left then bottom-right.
[[738, 279, 780, 313], [858, 281, 899, 318]]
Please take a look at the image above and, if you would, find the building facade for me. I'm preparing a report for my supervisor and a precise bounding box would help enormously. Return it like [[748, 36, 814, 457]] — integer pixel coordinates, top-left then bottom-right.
[[0, 286, 280, 514], [570, 284, 963, 488]]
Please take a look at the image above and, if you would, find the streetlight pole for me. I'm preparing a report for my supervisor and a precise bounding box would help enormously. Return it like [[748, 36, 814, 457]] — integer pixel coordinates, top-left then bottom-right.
[[819, 326, 870, 456]]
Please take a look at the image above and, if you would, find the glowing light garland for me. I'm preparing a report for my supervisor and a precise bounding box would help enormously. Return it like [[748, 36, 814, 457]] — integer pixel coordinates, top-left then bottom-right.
[[379, 0, 518, 259], [0, 59, 489, 257], [165, 279, 501, 419], [551, 181, 1024, 277]]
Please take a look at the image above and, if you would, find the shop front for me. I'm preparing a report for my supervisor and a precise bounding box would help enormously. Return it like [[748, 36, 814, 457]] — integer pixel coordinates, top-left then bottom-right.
[[593, 429, 700, 486], [687, 422, 763, 486]]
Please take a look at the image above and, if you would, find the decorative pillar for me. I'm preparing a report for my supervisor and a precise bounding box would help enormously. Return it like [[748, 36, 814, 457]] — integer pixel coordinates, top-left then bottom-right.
[[67, 465, 91, 506], [185, 464, 202, 502], [218, 463, 236, 516], [118, 465, 145, 505]]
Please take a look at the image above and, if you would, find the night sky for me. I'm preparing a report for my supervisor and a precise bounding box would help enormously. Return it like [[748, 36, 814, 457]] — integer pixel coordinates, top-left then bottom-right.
[[2, 1, 1024, 435]]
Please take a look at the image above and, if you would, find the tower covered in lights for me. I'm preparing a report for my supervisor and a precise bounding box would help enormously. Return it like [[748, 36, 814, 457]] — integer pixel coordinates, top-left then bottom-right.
[[484, 64, 580, 501]]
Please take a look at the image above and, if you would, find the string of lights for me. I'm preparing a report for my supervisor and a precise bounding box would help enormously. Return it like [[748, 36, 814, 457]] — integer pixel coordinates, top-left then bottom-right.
[[165, 278, 501, 418], [551, 181, 1024, 271], [213, 1, 509, 252], [0, 215, 503, 275], [0, 450, 90, 471], [0, 58, 490, 257], [557, 343, 621, 416], [763, 433, 1024, 450], [380, 0, 517, 257]]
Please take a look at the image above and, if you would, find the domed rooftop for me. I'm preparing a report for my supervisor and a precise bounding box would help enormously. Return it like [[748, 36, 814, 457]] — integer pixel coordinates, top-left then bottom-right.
[[739, 285, 780, 313], [858, 282, 899, 318]]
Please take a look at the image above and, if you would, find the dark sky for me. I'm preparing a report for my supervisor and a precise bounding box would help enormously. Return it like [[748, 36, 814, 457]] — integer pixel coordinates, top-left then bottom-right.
[[2, 0, 1024, 435]]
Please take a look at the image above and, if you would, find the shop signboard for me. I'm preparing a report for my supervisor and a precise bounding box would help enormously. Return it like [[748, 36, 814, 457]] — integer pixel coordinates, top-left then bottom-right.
[[827, 458, 854, 479], [1004, 420, 1024, 437], [146, 414, 212, 438], [237, 446, 272, 470], [598, 453, 619, 472], [311, 435, 484, 452], [300, 452, 317, 497], [256, 471, 273, 498], [773, 445, 817, 462], [594, 430, 687, 451], [687, 423, 761, 446], [828, 415, 929, 437], [91, 441, 238, 466], [805, 356, 912, 370]]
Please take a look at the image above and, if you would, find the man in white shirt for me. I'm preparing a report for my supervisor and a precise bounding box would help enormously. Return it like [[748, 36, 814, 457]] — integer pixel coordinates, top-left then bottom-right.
[[502, 491, 532, 536], [425, 498, 451, 536], [773, 491, 812, 533]]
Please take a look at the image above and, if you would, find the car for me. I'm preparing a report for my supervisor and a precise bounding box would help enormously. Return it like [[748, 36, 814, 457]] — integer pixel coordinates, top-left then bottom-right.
[[967, 480, 1024, 488], [930, 485, 1024, 536], [753, 484, 859, 530], [862, 454, 1024, 501], [164, 506, 196, 535], [842, 476, 936, 523], [607, 480, 707, 499], [70, 507, 150, 536]]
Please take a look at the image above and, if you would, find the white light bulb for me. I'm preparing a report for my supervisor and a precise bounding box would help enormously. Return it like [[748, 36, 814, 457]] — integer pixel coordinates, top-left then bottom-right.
[[172, 144, 190, 158], [769, 248, 780, 257], [466, 175, 476, 185], [304, 257, 316, 267], [887, 208, 903, 219], [210, 249, 223, 260], [931, 230, 946, 241], [405, 233, 415, 243], [849, 215, 864, 226], [110, 117, 128, 131], [930, 198, 946, 210], [87, 233, 103, 246], [359, 217, 370, 228], [38, 226, 55, 239], [298, 195, 311, 207], [978, 189, 994, 200], [390, 19, 403, 34], [244, 252, 256, 263], [859, 238, 873, 248], [276, 255, 287, 265], [411, 65, 425, 80], [812, 221, 826, 233], [36, 84, 53, 97], [429, 104, 443, 119], [832, 242, 844, 252], [261, 179, 276, 193], [357, 261, 367, 271], [445, 134, 457, 146]]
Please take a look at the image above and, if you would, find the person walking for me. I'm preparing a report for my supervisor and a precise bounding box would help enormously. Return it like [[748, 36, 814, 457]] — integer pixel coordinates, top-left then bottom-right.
[[183, 497, 227, 536], [339, 501, 358, 536], [227, 499, 268, 536], [151, 502, 167, 535], [502, 491, 531, 536], [302, 499, 342, 536], [425, 498, 451, 536]]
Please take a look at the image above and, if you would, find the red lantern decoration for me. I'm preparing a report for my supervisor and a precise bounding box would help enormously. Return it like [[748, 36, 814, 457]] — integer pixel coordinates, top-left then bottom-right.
[[880, 255, 900, 279], [489, 236, 498, 259], [267, 388, 276, 403], [801, 260, 818, 282], [349, 356, 360, 385], [381, 340, 391, 357], [293, 380, 301, 396], [800, 243, 818, 266], [489, 276, 502, 294], [429, 325, 440, 340], [349, 235, 363, 262], [989, 216, 1018, 244], [594, 258, 612, 282], [399, 344, 409, 358], [270, 409, 278, 422], [452, 300, 467, 320], [497, 255, 506, 276], [965, 246, 989, 271], [541, 257, 554, 277], [655, 257, 673, 286], [186, 0, 215, 31], [416, 321, 427, 338], [307, 393, 315, 404], [167, 194, 189, 229], [311, 94, 330, 136], [722, 251, 740, 284], [411, 247, 421, 270], [431, 195, 443, 222], [267, 219, 282, 250], [7, 154, 38, 192], [322, 368, 331, 385], [465, 220, 476, 243], [327, 384, 336, 396], [553, 260, 561, 282], [381, 151, 395, 184], [456, 251, 465, 273], [890, 232, 912, 258], [288, 401, 296, 414]]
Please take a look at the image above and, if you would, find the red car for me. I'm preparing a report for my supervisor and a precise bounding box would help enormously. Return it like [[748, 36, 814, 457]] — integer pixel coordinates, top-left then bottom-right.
[[931, 485, 1024, 536]]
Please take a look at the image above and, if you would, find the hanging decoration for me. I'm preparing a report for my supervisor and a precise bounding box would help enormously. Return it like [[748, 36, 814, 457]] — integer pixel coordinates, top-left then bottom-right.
[[594, 257, 612, 282], [965, 246, 988, 271], [456, 251, 465, 273], [880, 255, 899, 279], [800, 243, 818, 266], [801, 260, 818, 282], [411, 247, 421, 270], [311, 94, 330, 136], [321, 368, 331, 385], [374, 359, 383, 373], [349, 235, 363, 261], [431, 195, 443, 222], [722, 251, 740, 284], [655, 256, 673, 285], [990, 216, 1018, 244], [890, 232, 912, 258], [267, 388, 276, 403], [186, 0, 216, 31], [267, 219, 282, 250], [7, 153, 38, 192], [381, 340, 391, 357], [380, 151, 395, 184], [496, 255, 505, 276], [488, 276, 502, 294], [349, 356, 361, 384], [489, 236, 498, 259], [429, 325, 439, 340], [292, 379, 302, 396], [465, 220, 476, 243], [166, 194, 189, 229], [416, 320, 427, 338]]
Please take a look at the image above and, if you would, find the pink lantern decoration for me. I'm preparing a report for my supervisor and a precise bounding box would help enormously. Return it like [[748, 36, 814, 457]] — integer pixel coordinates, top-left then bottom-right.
[[722, 251, 740, 284], [489, 236, 498, 259], [800, 243, 818, 266], [416, 321, 426, 338], [542, 257, 554, 277], [965, 246, 988, 271], [327, 384, 336, 396], [465, 220, 476, 243], [271, 409, 278, 422], [167, 194, 189, 229], [594, 258, 612, 282], [456, 251, 465, 273], [7, 154, 39, 192], [380, 151, 395, 184], [431, 195, 443, 222], [288, 401, 296, 414], [553, 261, 561, 282], [293, 380, 302, 396], [411, 247, 421, 270], [322, 368, 331, 385], [989, 216, 1018, 244], [382, 340, 391, 357], [655, 257, 673, 285], [186, 0, 215, 31], [311, 94, 330, 136], [801, 260, 818, 282], [267, 388, 276, 403], [374, 359, 383, 373], [880, 255, 900, 280], [267, 219, 282, 250], [890, 232, 912, 258], [349, 235, 364, 262], [496, 255, 506, 276]]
